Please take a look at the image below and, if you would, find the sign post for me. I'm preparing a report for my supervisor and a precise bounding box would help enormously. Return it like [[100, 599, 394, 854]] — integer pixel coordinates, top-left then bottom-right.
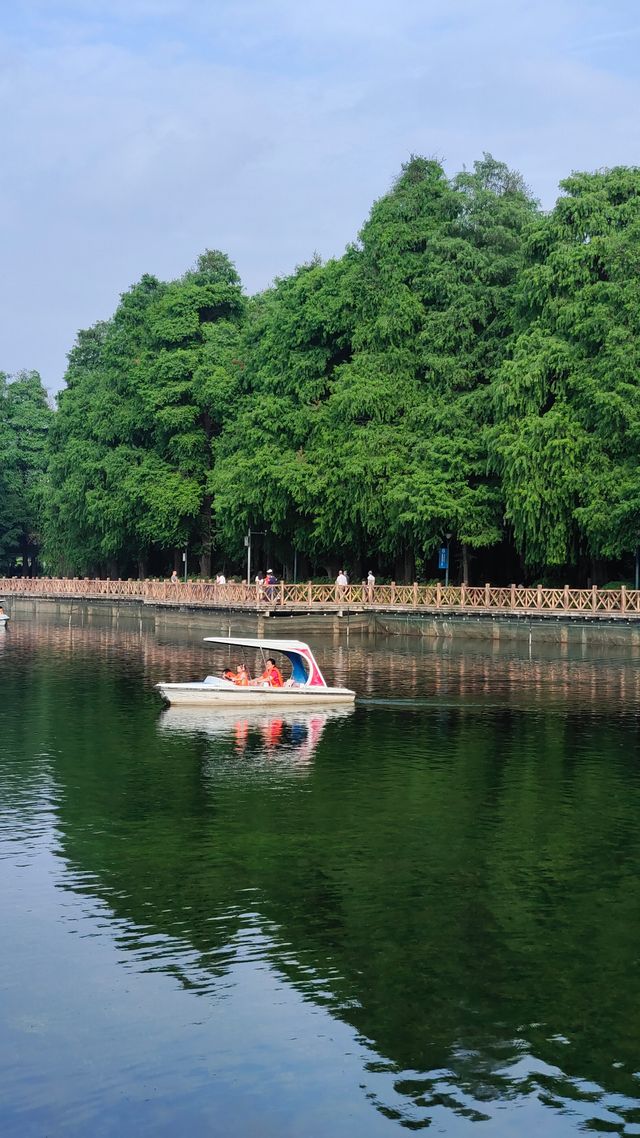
[[439, 533, 453, 587]]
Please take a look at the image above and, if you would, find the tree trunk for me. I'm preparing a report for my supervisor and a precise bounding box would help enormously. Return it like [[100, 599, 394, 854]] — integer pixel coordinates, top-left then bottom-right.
[[404, 547, 415, 583], [462, 543, 470, 585], [199, 495, 213, 578]]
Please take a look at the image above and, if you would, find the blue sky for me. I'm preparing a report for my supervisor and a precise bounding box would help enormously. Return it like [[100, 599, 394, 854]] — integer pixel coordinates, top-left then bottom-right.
[[2, 0, 639, 394]]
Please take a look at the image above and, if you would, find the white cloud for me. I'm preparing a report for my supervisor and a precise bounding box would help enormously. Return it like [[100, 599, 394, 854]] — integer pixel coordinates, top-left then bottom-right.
[[1, 0, 639, 393]]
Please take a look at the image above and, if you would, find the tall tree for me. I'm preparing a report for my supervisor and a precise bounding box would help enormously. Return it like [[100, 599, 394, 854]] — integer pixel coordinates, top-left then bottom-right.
[[0, 370, 52, 574], [45, 253, 245, 577], [145, 250, 246, 575], [307, 155, 537, 579], [491, 166, 640, 571], [212, 254, 355, 574]]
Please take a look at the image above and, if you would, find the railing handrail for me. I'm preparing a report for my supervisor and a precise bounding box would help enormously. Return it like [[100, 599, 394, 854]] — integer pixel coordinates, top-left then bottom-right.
[[2, 577, 640, 618]]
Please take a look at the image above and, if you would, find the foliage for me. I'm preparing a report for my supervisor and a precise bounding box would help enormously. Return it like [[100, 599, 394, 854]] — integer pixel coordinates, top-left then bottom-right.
[[44, 253, 244, 576], [491, 166, 640, 567], [14, 158, 640, 582], [0, 370, 52, 573]]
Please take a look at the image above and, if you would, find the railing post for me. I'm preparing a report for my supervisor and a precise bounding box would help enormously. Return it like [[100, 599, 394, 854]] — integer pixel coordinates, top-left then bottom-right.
[[413, 581, 418, 607], [563, 584, 569, 610], [510, 583, 515, 610], [592, 584, 597, 612], [537, 584, 542, 609], [391, 581, 396, 604], [621, 585, 627, 614], [280, 580, 285, 606], [436, 581, 442, 608], [460, 583, 466, 609], [484, 582, 491, 608], [307, 580, 313, 605]]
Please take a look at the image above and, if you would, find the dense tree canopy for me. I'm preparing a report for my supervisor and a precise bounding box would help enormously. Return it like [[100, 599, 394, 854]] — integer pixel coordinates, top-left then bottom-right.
[[44, 253, 244, 576], [5, 157, 640, 584], [491, 167, 640, 569], [0, 370, 52, 574]]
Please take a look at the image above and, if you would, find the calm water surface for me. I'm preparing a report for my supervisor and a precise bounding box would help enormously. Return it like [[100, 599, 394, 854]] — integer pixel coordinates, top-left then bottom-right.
[[2, 608, 640, 1137]]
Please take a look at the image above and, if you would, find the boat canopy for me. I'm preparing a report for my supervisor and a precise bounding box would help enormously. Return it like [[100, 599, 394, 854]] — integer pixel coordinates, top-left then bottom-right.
[[203, 636, 327, 687]]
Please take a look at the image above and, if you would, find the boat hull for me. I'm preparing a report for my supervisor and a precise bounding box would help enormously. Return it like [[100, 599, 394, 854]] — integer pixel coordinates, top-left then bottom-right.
[[155, 682, 355, 707]]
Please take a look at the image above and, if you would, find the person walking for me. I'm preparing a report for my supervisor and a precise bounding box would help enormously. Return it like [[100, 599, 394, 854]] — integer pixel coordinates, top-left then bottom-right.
[[265, 569, 278, 603], [366, 569, 376, 603], [170, 569, 179, 585], [335, 569, 348, 602]]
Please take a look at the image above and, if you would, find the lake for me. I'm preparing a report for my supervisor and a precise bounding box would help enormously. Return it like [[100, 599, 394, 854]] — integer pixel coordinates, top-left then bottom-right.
[[2, 606, 640, 1137]]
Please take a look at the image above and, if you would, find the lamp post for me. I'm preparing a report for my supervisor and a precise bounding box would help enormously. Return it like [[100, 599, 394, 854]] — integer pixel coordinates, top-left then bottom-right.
[[445, 532, 452, 588], [182, 546, 188, 583], [635, 545, 639, 591], [245, 529, 265, 585]]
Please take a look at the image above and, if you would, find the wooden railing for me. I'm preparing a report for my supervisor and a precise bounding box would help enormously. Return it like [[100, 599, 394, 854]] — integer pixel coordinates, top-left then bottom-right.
[[3, 577, 640, 618]]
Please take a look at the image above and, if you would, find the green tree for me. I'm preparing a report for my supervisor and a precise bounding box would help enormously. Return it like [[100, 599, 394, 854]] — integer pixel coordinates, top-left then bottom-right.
[[145, 250, 246, 575], [45, 253, 245, 577], [212, 254, 355, 574], [491, 166, 640, 571], [308, 155, 537, 579], [0, 370, 52, 574]]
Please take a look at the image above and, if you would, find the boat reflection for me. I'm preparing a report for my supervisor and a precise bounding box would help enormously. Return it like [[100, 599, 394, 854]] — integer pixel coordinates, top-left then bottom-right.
[[157, 705, 354, 762]]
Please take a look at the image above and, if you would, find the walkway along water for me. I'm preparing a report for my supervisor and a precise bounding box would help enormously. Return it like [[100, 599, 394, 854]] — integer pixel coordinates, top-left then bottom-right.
[[3, 577, 640, 621]]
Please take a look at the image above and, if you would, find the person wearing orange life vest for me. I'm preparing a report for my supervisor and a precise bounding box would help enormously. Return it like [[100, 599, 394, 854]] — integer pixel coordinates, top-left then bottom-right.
[[234, 663, 250, 686], [258, 658, 284, 687]]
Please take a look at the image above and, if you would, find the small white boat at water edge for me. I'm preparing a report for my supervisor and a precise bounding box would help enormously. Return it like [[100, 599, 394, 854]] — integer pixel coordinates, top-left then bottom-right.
[[0, 613, 9, 626], [155, 636, 356, 707]]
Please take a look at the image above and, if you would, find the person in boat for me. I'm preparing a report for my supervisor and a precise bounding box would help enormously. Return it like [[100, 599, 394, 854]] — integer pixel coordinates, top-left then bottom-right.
[[234, 663, 250, 686], [222, 667, 236, 683], [256, 657, 284, 687]]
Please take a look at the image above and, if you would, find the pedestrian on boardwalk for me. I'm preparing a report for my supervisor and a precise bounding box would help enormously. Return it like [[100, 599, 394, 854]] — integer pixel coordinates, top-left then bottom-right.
[[366, 569, 375, 602], [170, 569, 179, 585], [265, 569, 278, 603], [335, 569, 348, 602]]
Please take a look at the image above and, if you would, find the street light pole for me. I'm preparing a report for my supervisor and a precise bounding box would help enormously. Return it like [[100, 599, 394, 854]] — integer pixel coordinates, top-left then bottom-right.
[[445, 532, 452, 588], [183, 546, 188, 584], [245, 529, 266, 585]]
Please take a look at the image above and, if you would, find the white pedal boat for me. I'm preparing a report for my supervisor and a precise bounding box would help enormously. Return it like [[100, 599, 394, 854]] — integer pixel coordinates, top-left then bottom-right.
[[155, 636, 356, 707]]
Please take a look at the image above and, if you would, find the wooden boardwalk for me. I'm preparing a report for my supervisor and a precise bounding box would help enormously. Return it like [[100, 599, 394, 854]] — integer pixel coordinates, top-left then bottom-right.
[[3, 577, 640, 621]]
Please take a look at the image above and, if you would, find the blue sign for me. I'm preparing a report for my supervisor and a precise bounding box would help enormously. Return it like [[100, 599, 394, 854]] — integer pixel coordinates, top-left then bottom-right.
[[438, 546, 448, 570]]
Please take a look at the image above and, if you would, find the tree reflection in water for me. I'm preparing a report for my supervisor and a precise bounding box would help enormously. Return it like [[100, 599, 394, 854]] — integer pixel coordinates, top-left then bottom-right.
[[3, 612, 640, 1133]]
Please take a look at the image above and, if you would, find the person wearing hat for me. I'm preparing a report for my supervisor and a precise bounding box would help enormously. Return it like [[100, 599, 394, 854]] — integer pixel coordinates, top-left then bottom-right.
[[265, 569, 277, 603]]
